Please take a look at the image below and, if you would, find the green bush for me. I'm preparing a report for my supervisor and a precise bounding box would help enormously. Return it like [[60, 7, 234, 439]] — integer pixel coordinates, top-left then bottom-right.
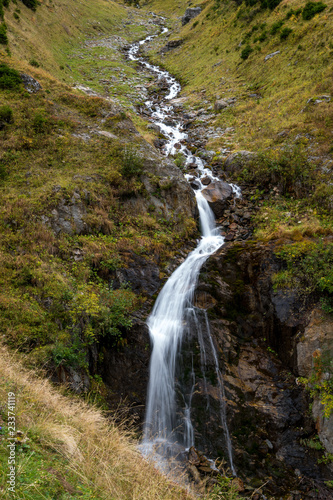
[[258, 31, 267, 42], [280, 27, 293, 40], [0, 63, 22, 89], [238, 146, 315, 198], [240, 45, 253, 60], [32, 112, 49, 133], [302, 1, 327, 20], [120, 146, 143, 178], [265, 0, 282, 9], [273, 240, 333, 303], [270, 20, 284, 35], [0, 104, 13, 123], [0, 22, 8, 44], [0, 159, 8, 180], [29, 58, 40, 68], [21, 0, 38, 10]]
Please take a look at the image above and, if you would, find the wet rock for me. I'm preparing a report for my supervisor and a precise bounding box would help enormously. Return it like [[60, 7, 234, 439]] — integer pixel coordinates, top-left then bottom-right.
[[201, 181, 233, 217], [201, 176, 211, 186], [224, 150, 256, 175], [153, 138, 167, 149], [20, 73, 42, 93], [190, 179, 201, 190], [182, 7, 202, 26], [297, 310, 333, 455]]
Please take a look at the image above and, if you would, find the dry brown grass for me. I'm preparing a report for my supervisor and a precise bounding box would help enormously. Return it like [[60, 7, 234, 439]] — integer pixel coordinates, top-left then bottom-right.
[[0, 344, 194, 499]]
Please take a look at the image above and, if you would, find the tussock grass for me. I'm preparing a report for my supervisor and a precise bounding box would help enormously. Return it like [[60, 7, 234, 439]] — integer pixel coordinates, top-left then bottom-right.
[[0, 344, 193, 499]]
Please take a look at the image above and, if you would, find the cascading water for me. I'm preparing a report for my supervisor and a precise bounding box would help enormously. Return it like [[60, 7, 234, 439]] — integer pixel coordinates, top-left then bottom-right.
[[128, 27, 237, 475]]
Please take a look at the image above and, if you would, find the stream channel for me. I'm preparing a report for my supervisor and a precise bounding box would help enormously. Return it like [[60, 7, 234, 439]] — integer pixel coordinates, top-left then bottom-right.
[[127, 27, 239, 477]]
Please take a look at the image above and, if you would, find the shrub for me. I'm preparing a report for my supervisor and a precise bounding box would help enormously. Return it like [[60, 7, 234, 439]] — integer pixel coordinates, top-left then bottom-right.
[[0, 159, 8, 180], [238, 146, 315, 198], [302, 1, 327, 20], [240, 45, 253, 60], [0, 22, 8, 44], [21, 0, 38, 10], [32, 112, 49, 133], [0, 63, 22, 89], [29, 58, 39, 67], [258, 31, 267, 42], [270, 20, 284, 35], [265, 0, 282, 9], [120, 146, 143, 178], [280, 27, 293, 40], [0, 104, 13, 123]]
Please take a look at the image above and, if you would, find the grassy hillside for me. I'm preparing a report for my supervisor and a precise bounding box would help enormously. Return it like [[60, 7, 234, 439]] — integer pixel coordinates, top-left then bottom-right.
[[141, 0, 333, 311], [0, 0, 197, 382], [145, 0, 333, 154]]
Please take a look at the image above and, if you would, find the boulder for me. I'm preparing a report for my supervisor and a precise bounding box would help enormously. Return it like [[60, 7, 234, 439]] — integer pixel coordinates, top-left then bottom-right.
[[214, 99, 229, 111], [20, 73, 42, 93], [181, 7, 202, 26], [160, 39, 184, 53], [224, 150, 256, 175], [201, 181, 232, 217]]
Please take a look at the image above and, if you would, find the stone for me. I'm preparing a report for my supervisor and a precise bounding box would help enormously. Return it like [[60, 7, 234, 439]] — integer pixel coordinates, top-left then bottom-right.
[[181, 7, 202, 26], [20, 73, 42, 93], [95, 130, 117, 140], [214, 99, 229, 111], [190, 179, 201, 190], [224, 150, 256, 175], [201, 181, 233, 217], [201, 176, 211, 186], [264, 50, 280, 62], [160, 39, 184, 53]]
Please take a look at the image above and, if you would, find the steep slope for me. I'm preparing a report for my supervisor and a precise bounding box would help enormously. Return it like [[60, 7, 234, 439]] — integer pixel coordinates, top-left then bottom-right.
[[0, 344, 193, 499]]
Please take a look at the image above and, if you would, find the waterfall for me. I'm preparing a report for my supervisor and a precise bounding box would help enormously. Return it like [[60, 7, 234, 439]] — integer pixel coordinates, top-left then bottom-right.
[[127, 27, 236, 475]]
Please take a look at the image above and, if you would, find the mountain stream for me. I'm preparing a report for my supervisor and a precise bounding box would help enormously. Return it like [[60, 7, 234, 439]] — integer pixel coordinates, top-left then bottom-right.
[[128, 27, 237, 476]]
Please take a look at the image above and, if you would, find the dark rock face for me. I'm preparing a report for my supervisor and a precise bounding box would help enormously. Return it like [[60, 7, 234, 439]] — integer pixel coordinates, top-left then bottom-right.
[[181, 7, 202, 26], [97, 318, 150, 422], [187, 241, 332, 497], [201, 181, 233, 217]]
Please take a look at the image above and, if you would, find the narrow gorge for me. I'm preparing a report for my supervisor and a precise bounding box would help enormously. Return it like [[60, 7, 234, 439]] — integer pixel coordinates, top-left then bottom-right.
[[0, 0, 332, 498]]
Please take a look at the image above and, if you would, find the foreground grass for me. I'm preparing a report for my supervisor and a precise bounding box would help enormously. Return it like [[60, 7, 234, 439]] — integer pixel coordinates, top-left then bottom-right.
[[0, 344, 193, 499]]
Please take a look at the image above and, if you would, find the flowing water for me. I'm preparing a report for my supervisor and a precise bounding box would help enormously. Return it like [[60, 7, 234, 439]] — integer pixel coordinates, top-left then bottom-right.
[[128, 28, 237, 476]]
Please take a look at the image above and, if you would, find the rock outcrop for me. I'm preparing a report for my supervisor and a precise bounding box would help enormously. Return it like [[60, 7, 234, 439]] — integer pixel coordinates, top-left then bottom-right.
[[201, 180, 233, 217], [181, 7, 202, 26]]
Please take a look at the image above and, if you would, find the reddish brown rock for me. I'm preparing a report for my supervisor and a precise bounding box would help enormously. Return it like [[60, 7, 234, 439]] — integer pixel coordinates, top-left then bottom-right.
[[201, 181, 233, 217]]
